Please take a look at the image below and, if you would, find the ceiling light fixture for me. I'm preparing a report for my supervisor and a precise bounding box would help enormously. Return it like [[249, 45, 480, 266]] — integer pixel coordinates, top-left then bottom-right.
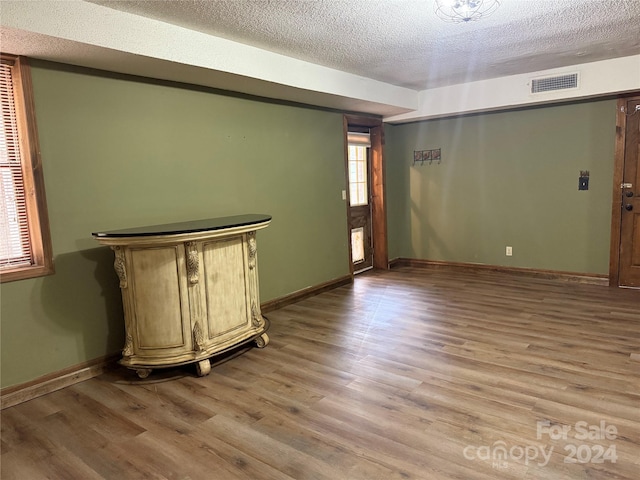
[[434, 0, 501, 23]]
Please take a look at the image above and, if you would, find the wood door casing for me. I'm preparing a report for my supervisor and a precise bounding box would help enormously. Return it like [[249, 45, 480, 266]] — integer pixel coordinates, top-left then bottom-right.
[[610, 94, 640, 287], [369, 125, 388, 269]]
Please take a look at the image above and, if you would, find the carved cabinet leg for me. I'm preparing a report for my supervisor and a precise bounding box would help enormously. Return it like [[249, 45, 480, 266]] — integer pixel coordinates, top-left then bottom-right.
[[135, 368, 152, 379], [255, 333, 269, 348], [196, 359, 211, 377]]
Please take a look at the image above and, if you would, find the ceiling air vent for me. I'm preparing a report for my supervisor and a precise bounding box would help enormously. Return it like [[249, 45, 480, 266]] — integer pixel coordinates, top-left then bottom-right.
[[530, 73, 579, 94]]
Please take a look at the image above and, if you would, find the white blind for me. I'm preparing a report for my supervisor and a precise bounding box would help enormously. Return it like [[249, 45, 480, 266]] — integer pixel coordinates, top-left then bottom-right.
[[347, 131, 371, 147], [0, 59, 32, 268]]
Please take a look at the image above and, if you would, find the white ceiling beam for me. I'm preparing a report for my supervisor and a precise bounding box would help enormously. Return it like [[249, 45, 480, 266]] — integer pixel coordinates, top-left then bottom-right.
[[0, 0, 418, 116], [385, 55, 640, 123]]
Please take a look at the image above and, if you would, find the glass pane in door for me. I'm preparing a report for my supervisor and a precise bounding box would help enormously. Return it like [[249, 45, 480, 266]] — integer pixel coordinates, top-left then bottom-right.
[[351, 227, 365, 263], [348, 145, 368, 206]]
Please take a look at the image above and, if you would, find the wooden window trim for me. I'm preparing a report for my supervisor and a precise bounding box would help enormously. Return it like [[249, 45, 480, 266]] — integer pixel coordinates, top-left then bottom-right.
[[1, 54, 53, 282]]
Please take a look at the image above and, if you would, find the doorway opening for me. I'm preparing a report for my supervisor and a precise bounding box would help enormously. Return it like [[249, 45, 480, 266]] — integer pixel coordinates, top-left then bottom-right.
[[344, 115, 388, 276]]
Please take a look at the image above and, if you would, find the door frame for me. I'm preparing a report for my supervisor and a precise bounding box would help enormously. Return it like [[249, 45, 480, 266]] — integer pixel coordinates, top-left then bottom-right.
[[608, 93, 640, 286], [344, 114, 388, 276]]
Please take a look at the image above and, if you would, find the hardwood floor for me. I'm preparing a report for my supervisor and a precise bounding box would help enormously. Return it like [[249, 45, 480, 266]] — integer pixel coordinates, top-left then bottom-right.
[[2, 267, 639, 479]]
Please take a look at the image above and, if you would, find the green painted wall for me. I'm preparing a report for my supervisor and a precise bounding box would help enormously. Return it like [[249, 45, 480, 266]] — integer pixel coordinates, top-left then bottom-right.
[[0, 62, 349, 388], [385, 100, 617, 274]]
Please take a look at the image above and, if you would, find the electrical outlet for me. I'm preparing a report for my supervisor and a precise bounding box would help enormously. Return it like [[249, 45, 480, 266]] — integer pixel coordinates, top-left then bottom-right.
[[506, 246, 513, 256]]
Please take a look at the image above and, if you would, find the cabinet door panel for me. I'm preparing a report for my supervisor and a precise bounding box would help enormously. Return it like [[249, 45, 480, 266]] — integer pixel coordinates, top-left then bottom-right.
[[203, 236, 249, 338], [130, 246, 189, 350]]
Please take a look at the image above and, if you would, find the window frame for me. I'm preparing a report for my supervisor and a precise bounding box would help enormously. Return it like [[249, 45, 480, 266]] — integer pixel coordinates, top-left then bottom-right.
[[1, 54, 53, 283]]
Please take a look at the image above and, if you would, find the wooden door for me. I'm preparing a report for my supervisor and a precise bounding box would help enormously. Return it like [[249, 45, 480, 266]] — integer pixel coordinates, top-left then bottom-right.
[[347, 140, 373, 272], [612, 95, 640, 287]]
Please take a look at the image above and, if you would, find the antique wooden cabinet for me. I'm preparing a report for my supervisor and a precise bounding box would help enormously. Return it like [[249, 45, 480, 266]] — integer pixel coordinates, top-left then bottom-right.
[[93, 214, 271, 378]]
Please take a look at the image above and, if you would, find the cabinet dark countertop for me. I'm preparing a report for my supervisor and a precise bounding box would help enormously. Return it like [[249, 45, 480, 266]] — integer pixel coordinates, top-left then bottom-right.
[[92, 214, 272, 238]]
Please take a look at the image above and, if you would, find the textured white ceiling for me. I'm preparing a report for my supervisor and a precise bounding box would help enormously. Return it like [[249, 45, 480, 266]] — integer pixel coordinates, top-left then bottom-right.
[[1, 1, 638, 118], [87, 0, 640, 90]]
